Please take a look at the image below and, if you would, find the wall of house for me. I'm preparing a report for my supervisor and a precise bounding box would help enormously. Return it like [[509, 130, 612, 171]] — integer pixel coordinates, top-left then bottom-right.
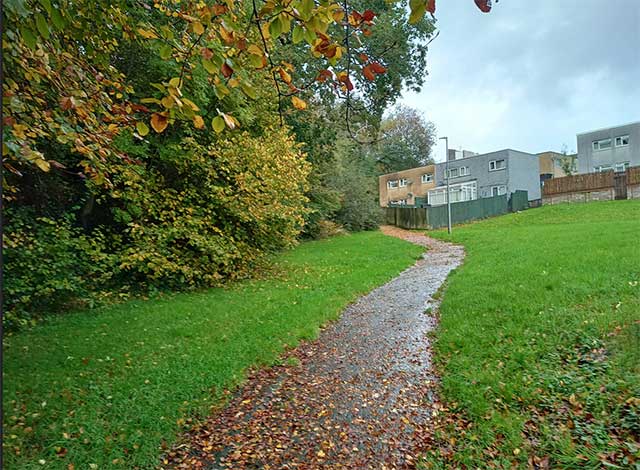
[[378, 164, 436, 207], [576, 122, 640, 174], [434, 150, 510, 199], [508, 150, 542, 200]]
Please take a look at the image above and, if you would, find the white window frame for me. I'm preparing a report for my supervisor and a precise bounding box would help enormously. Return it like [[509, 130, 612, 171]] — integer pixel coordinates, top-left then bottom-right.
[[427, 181, 477, 206], [421, 173, 433, 184], [447, 166, 469, 179], [594, 165, 613, 173], [614, 162, 630, 172], [592, 138, 612, 151], [387, 180, 399, 189], [615, 135, 629, 147], [491, 185, 507, 196], [489, 159, 506, 171], [399, 178, 408, 188], [390, 199, 407, 206]]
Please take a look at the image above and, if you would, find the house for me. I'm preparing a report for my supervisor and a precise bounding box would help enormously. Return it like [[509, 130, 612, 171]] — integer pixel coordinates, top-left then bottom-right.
[[538, 151, 577, 184], [378, 164, 436, 207], [427, 149, 541, 206], [576, 122, 640, 174]]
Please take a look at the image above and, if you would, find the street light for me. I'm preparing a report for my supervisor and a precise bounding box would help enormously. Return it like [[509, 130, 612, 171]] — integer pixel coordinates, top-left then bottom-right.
[[439, 136, 452, 234]]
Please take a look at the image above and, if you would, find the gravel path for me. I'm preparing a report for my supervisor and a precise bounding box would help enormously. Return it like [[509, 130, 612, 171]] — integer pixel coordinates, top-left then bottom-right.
[[165, 227, 464, 470]]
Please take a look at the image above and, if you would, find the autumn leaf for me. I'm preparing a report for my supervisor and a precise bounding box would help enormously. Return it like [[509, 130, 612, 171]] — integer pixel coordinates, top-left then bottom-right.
[[136, 121, 150, 136], [150, 113, 168, 133], [474, 0, 492, 13], [362, 65, 375, 81], [221, 62, 233, 78], [137, 28, 158, 39], [279, 68, 292, 84], [193, 21, 205, 35], [371, 62, 387, 74], [291, 96, 307, 110], [193, 115, 205, 129], [427, 0, 436, 14]]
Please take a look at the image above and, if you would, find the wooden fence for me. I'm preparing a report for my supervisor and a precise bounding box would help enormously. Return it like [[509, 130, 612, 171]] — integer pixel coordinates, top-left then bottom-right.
[[542, 171, 614, 196], [628, 166, 640, 185]]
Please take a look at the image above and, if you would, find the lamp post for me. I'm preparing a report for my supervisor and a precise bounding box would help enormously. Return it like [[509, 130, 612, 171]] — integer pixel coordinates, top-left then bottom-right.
[[439, 136, 452, 234]]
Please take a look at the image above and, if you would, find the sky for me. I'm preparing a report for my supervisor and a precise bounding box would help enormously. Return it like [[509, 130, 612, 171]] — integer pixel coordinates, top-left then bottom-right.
[[400, 0, 640, 162]]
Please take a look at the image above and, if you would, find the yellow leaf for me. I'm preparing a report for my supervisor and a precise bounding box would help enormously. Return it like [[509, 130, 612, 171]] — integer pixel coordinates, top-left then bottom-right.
[[317, 450, 326, 458], [150, 113, 168, 133], [193, 22, 205, 35], [291, 96, 307, 110], [136, 121, 150, 136], [212, 116, 225, 133], [193, 115, 205, 129], [137, 28, 158, 39], [34, 158, 51, 172]]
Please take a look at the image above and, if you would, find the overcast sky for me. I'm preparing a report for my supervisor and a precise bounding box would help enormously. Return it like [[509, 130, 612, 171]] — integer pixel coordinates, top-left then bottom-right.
[[400, 0, 640, 162]]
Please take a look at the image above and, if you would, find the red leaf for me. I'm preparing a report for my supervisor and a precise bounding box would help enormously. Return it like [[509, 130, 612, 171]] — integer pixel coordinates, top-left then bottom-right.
[[427, 0, 436, 14], [474, 0, 492, 13], [221, 62, 233, 78], [362, 10, 375, 22]]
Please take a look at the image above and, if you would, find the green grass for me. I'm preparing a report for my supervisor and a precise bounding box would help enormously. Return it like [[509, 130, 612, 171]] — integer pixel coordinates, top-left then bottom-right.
[[2, 231, 424, 469], [422, 201, 640, 469]]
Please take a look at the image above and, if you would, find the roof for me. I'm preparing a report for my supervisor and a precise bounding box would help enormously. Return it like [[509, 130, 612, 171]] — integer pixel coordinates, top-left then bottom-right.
[[576, 121, 640, 136]]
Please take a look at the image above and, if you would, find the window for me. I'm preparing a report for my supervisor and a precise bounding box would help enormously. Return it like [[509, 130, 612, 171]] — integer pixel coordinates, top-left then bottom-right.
[[594, 165, 613, 172], [421, 173, 433, 184], [387, 180, 398, 189], [427, 181, 477, 206], [489, 159, 506, 171], [491, 185, 507, 196], [447, 166, 469, 179], [615, 135, 630, 147], [592, 138, 612, 151], [399, 178, 408, 188], [615, 162, 630, 172]]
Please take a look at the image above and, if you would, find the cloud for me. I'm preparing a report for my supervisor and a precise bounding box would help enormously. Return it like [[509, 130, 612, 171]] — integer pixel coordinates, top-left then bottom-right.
[[401, 0, 640, 160]]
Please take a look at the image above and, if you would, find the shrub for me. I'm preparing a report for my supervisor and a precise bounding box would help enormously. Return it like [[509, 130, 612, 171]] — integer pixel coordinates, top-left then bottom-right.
[[2, 208, 117, 329]]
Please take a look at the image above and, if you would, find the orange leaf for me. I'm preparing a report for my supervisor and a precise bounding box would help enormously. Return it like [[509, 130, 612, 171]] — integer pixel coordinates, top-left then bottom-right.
[[427, 0, 436, 14], [150, 113, 168, 133], [362, 65, 375, 81], [193, 115, 205, 129], [278, 68, 292, 84], [291, 96, 307, 110], [371, 62, 386, 74]]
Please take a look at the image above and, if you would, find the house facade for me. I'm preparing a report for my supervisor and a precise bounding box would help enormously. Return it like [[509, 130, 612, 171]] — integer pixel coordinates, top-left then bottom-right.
[[538, 151, 577, 184], [428, 149, 541, 206], [378, 164, 436, 207], [576, 122, 640, 174]]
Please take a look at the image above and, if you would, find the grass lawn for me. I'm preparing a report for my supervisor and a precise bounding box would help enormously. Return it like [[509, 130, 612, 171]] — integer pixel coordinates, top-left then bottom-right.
[[2, 231, 424, 469], [422, 200, 640, 469]]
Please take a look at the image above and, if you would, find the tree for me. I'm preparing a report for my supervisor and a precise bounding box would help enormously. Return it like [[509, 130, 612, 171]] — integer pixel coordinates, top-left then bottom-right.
[[3, 0, 493, 185], [374, 105, 437, 173]]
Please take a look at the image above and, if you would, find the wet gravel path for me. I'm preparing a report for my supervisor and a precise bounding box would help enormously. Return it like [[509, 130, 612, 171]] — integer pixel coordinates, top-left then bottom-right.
[[165, 227, 464, 469]]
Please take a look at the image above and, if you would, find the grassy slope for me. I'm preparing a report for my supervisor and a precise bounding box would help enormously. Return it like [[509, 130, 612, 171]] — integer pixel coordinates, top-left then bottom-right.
[[424, 201, 640, 469], [3, 231, 424, 469]]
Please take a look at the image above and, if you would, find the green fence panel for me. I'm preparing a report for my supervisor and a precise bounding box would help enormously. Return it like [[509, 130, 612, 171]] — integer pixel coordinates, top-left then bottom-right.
[[384, 191, 528, 230]]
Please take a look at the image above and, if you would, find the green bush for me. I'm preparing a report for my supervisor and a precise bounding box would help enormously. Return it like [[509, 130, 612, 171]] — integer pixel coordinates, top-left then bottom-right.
[[2, 208, 117, 329]]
